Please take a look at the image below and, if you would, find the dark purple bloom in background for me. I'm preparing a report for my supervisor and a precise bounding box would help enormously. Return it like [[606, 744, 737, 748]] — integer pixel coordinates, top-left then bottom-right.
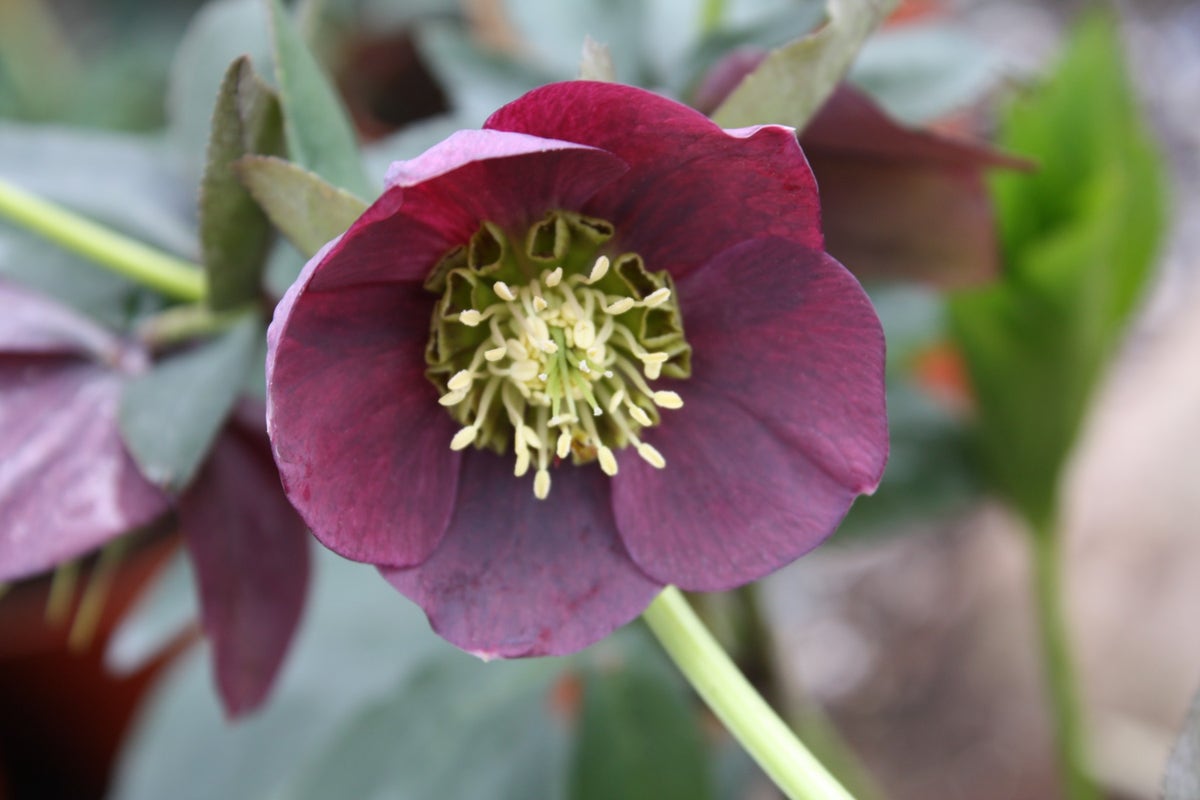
[[266, 81, 887, 659], [0, 282, 308, 716]]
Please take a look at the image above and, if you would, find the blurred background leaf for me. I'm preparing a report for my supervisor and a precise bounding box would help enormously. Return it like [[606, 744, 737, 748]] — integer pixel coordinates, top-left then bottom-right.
[[947, 15, 1167, 530], [1164, 687, 1200, 800]]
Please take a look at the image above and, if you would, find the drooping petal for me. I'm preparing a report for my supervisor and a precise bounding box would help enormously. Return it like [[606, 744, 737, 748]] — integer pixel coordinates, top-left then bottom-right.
[[612, 237, 887, 590], [801, 85, 1031, 286], [0, 359, 168, 581], [267, 274, 459, 567], [485, 81, 823, 278], [180, 405, 309, 718], [306, 130, 628, 292], [383, 451, 662, 659], [0, 280, 124, 359]]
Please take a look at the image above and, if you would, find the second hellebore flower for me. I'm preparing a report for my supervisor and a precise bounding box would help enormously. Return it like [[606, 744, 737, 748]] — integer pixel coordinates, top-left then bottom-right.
[[267, 81, 888, 658]]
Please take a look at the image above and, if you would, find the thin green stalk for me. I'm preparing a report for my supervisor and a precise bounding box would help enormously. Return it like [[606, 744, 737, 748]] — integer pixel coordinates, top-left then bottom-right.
[[700, 0, 726, 33], [643, 586, 856, 800], [1030, 520, 1098, 800], [0, 177, 205, 302], [68, 540, 126, 651], [45, 559, 79, 625]]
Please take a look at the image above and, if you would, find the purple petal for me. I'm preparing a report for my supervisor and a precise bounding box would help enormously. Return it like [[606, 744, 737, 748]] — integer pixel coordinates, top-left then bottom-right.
[[307, 130, 628, 292], [0, 280, 124, 359], [484, 81, 823, 278], [267, 273, 459, 567], [612, 237, 887, 591], [180, 409, 310, 717], [0, 359, 168, 581], [383, 451, 661, 659]]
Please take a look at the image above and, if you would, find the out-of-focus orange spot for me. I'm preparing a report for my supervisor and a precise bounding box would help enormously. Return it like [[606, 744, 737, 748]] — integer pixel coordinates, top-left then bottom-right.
[[547, 671, 584, 723], [913, 341, 975, 415], [885, 0, 945, 28]]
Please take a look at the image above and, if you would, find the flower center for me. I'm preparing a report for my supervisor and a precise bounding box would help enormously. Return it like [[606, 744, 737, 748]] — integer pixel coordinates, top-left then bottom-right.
[[424, 211, 692, 499]]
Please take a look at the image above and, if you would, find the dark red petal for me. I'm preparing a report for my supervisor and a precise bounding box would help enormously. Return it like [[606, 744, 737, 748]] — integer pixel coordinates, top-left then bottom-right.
[[180, 410, 310, 718], [383, 451, 662, 659], [801, 85, 1032, 286], [485, 81, 822, 278], [307, 130, 628, 292], [612, 237, 887, 591], [0, 360, 168, 580], [0, 280, 124, 360], [267, 271, 459, 567]]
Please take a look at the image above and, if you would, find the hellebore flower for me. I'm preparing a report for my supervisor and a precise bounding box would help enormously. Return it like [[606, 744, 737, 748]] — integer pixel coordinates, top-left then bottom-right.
[[0, 281, 308, 716], [266, 81, 887, 658]]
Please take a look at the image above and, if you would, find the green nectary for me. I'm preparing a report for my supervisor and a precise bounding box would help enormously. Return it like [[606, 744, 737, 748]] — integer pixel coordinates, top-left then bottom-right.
[[424, 210, 692, 498]]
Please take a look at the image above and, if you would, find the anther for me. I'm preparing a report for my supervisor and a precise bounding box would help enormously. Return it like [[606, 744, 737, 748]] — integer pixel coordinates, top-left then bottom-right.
[[520, 426, 544, 450], [643, 287, 671, 308], [604, 297, 635, 315], [439, 389, 467, 406], [533, 296, 548, 311], [644, 362, 663, 380], [511, 360, 540, 382], [458, 309, 482, 326], [597, 446, 618, 476], [556, 430, 572, 458], [588, 256, 610, 284], [484, 345, 507, 362], [494, 281, 516, 301], [573, 320, 596, 349], [637, 442, 666, 469], [534, 468, 551, 499], [545, 267, 563, 287], [447, 369, 473, 391], [607, 388, 626, 413], [514, 448, 531, 477], [629, 405, 653, 426], [450, 426, 478, 450], [652, 390, 684, 409]]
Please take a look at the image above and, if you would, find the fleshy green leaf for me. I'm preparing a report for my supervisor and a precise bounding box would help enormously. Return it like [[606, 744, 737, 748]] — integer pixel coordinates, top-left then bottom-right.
[[947, 16, 1166, 529], [288, 657, 569, 800], [200, 57, 285, 310], [710, 0, 901, 129], [568, 659, 715, 800], [119, 314, 261, 492], [265, 0, 370, 198], [1165, 687, 1200, 800], [236, 155, 367, 258]]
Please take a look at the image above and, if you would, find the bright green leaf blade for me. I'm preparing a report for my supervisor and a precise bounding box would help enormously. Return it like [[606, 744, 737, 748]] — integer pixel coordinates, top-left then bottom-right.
[[711, 0, 901, 129], [289, 657, 568, 800], [1165, 687, 1200, 800], [200, 58, 283, 310], [119, 314, 260, 492], [236, 155, 367, 258], [569, 661, 715, 800], [265, 0, 370, 198], [947, 15, 1167, 528]]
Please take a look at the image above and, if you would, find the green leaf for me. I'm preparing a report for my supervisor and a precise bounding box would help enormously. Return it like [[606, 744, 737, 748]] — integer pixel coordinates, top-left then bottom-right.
[[947, 15, 1166, 528], [1165, 687, 1200, 800], [289, 657, 569, 800], [200, 58, 285, 310], [119, 314, 260, 492], [168, 0, 272, 184], [711, 0, 901, 129], [265, 0, 370, 198], [569, 660, 714, 800], [236, 155, 367, 258], [111, 549, 449, 800], [105, 550, 197, 675]]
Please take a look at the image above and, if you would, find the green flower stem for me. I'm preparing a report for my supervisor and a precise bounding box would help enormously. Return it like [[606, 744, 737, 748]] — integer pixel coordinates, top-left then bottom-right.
[[0, 177, 205, 302], [1030, 521, 1099, 800], [643, 586, 856, 800]]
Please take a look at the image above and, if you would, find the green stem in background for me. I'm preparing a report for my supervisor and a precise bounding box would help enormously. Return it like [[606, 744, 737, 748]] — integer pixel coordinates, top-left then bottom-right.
[[643, 586, 857, 800], [1030, 519, 1099, 800], [68, 540, 127, 652], [45, 559, 79, 626], [137, 304, 249, 351], [700, 0, 726, 33], [0, 177, 205, 302]]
